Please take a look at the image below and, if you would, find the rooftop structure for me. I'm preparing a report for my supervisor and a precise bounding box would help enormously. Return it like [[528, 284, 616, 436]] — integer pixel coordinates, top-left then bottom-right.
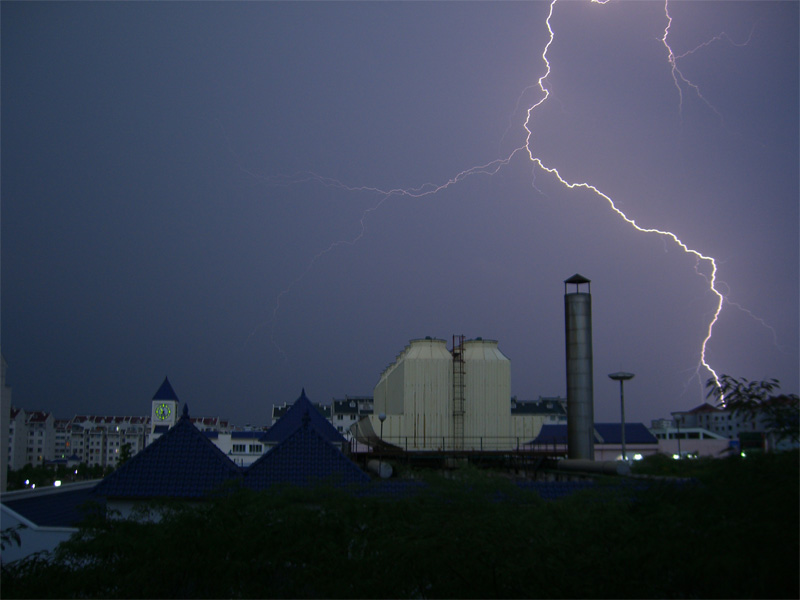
[[244, 411, 369, 490], [94, 404, 242, 504], [262, 389, 346, 448]]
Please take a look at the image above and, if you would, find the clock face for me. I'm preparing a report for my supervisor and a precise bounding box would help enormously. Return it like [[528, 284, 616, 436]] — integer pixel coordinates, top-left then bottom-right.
[[155, 403, 172, 421]]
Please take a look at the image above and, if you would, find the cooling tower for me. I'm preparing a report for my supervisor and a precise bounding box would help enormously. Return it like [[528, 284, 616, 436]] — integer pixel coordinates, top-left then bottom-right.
[[564, 274, 595, 460], [462, 338, 511, 448], [371, 337, 452, 449]]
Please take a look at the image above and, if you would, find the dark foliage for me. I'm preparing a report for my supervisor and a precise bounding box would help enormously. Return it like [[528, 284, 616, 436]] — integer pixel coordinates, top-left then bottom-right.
[[707, 375, 799, 445], [3, 453, 798, 599]]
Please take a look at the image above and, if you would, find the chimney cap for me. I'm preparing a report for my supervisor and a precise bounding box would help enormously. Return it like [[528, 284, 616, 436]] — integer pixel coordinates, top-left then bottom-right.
[[564, 274, 590, 284]]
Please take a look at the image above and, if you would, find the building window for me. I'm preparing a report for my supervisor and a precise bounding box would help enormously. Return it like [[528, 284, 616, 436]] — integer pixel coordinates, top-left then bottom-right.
[[232, 444, 246, 453], [249, 444, 262, 454]]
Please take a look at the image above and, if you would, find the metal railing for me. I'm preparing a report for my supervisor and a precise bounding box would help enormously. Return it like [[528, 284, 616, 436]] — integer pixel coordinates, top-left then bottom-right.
[[350, 435, 568, 455]]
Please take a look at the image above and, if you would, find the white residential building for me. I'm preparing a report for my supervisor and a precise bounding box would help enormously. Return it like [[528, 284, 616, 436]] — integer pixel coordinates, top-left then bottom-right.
[[331, 396, 373, 439], [8, 408, 28, 470], [671, 403, 771, 442], [24, 411, 55, 467]]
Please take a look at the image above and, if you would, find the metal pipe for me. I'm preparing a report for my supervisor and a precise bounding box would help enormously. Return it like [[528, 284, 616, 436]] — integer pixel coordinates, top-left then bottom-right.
[[556, 458, 631, 476]]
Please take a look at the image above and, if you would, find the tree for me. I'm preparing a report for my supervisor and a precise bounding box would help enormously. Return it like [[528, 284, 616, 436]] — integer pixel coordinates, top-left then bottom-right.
[[707, 375, 799, 447], [117, 443, 132, 467]]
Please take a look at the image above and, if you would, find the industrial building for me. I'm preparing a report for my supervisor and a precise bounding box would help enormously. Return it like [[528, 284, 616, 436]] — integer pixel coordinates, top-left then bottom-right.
[[366, 336, 513, 451]]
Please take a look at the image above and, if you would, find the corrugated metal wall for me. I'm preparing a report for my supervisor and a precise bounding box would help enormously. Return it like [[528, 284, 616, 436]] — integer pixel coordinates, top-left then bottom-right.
[[371, 338, 452, 449], [372, 337, 514, 451], [510, 415, 546, 445], [463, 339, 511, 449]]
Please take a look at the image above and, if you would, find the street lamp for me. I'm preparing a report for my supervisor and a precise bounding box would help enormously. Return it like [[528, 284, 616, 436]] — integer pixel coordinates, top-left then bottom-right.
[[378, 413, 386, 472], [378, 413, 386, 441], [608, 372, 635, 462]]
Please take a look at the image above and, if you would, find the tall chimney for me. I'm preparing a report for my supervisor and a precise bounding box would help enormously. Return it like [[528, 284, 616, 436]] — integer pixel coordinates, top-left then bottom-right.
[[564, 274, 594, 460]]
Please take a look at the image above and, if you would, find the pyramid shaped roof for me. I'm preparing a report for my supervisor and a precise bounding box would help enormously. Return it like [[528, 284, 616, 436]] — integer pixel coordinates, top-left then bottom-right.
[[244, 414, 369, 490], [94, 405, 241, 499], [262, 389, 345, 444], [152, 376, 179, 401]]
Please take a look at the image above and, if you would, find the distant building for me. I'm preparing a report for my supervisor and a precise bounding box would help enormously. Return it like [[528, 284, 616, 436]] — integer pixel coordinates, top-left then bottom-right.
[[263, 390, 347, 452], [530, 423, 660, 461], [7, 407, 28, 470], [24, 411, 55, 467], [649, 420, 733, 458], [510, 396, 567, 446], [272, 398, 330, 424], [668, 402, 791, 451], [1, 355, 11, 491], [211, 430, 268, 467], [331, 396, 373, 438], [93, 397, 367, 519], [68, 415, 151, 468]]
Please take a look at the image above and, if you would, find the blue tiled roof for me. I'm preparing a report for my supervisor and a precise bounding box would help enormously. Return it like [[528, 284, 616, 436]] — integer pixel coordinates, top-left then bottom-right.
[[531, 424, 570, 445], [531, 423, 658, 445], [262, 389, 345, 444], [152, 376, 179, 401], [93, 407, 241, 499], [594, 423, 658, 444], [244, 417, 369, 490]]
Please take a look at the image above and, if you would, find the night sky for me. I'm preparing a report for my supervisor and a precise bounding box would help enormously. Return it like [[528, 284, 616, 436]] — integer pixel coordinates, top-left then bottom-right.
[[2, 1, 797, 428]]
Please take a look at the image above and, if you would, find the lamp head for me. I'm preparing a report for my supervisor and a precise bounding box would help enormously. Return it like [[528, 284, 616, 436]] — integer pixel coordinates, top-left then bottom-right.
[[608, 372, 635, 381]]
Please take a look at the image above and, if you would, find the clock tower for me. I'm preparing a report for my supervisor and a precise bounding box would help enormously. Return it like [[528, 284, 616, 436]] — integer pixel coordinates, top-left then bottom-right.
[[150, 376, 180, 438]]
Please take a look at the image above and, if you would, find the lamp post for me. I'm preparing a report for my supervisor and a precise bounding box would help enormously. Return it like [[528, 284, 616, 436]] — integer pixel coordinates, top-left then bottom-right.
[[608, 372, 634, 462], [675, 415, 682, 460], [378, 413, 386, 472]]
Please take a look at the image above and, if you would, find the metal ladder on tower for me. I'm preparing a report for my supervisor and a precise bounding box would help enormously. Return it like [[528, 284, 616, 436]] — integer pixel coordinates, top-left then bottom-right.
[[452, 334, 466, 451]]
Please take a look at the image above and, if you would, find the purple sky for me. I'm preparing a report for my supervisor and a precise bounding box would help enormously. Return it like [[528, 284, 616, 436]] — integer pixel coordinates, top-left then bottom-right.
[[2, 1, 797, 428]]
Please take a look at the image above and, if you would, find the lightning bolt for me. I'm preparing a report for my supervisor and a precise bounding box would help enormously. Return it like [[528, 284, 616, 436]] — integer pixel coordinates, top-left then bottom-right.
[[522, 0, 722, 390], [661, 0, 758, 127], [241, 0, 771, 393]]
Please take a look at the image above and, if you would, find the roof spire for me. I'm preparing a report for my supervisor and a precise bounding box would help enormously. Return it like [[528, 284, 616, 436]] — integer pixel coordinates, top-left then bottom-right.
[[153, 376, 179, 401]]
